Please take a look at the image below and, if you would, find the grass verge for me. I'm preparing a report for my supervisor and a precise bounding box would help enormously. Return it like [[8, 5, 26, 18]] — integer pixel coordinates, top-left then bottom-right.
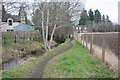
[[43, 40, 114, 78]]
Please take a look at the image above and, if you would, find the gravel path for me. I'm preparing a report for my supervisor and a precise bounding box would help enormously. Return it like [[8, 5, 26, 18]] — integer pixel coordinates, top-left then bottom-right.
[[32, 42, 73, 78]]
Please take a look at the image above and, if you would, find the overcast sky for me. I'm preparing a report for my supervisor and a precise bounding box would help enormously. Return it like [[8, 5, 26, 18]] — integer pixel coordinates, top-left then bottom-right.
[[2, 0, 120, 24], [85, 0, 119, 24]]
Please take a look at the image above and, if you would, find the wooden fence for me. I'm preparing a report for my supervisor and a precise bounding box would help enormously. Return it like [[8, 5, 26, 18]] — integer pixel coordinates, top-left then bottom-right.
[[2, 31, 42, 46]]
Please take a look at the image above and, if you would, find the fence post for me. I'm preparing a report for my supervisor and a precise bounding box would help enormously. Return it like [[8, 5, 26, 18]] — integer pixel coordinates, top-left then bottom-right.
[[102, 34, 105, 63], [86, 34, 88, 48], [3, 37, 6, 45], [30, 34, 31, 41], [23, 35, 25, 42], [81, 35, 82, 44], [90, 34, 93, 54], [14, 35, 17, 44], [82, 35, 83, 45], [83, 35, 84, 45], [80, 34, 81, 43], [118, 52, 120, 78], [77, 33, 78, 41], [83, 35, 84, 46], [81, 35, 83, 45], [118, 33, 120, 78], [80, 35, 82, 44]]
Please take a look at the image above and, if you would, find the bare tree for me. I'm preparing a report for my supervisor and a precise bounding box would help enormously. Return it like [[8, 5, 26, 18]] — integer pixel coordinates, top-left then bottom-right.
[[2, 0, 84, 50], [32, 1, 84, 50], [2, 0, 85, 50]]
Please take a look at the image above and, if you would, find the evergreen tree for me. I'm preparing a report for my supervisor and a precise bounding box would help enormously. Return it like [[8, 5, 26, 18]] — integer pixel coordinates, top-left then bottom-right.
[[79, 10, 89, 25], [88, 9, 94, 21], [106, 15, 110, 22], [102, 14, 105, 22], [94, 9, 101, 23]]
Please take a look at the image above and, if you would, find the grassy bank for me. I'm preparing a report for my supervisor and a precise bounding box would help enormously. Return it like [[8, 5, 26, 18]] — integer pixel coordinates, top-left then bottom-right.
[[2, 40, 44, 78], [2, 39, 71, 78], [2, 40, 44, 63], [43, 40, 114, 78], [2, 31, 42, 63], [2, 58, 40, 78]]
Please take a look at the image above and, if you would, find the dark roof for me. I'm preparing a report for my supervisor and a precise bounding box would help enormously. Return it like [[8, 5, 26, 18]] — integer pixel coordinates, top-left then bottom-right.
[[2, 5, 21, 22], [2, 14, 21, 22]]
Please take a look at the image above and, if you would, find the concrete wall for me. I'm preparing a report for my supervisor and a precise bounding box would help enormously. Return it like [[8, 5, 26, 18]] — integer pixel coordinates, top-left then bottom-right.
[[74, 32, 119, 71]]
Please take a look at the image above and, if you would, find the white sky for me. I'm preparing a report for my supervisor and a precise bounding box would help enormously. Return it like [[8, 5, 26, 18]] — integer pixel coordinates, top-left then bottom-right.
[[2, 0, 120, 24], [85, 0, 119, 24]]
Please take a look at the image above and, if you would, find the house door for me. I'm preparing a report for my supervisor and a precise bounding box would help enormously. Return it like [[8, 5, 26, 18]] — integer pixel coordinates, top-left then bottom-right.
[[8, 20, 12, 26]]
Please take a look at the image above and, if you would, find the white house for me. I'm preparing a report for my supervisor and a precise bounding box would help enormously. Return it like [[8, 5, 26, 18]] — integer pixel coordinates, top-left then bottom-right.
[[1, 17, 20, 32], [0, 5, 26, 32], [75, 25, 87, 33]]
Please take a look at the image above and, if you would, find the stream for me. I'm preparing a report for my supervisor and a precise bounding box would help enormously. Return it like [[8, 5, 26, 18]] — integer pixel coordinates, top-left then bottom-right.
[[2, 49, 45, 71], [2, 56, 37, 71], [2, 59, 18, 70]]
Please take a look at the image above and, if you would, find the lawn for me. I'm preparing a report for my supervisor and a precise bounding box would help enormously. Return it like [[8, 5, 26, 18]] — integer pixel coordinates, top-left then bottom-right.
[[43, 40, 114, 78]]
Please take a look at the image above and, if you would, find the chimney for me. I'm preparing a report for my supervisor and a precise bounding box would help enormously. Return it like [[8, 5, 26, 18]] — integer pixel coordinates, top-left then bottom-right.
[[19, 6, 26, 24]]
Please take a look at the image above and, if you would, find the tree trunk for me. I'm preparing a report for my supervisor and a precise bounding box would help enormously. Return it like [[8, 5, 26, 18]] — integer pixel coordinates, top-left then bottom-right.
[[46, 9, 49, 50], [41, 11, 47, 51], [49, 24, 57, 49]]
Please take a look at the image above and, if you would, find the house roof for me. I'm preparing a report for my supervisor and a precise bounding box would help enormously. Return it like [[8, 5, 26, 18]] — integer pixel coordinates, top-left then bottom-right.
[[2, 14, 21, 22], [14, 25, 34, 31], [2, 5, 21, 22]]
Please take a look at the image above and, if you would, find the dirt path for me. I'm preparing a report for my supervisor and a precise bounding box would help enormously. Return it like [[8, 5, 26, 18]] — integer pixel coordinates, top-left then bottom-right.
[[32, 42, 73, 78]]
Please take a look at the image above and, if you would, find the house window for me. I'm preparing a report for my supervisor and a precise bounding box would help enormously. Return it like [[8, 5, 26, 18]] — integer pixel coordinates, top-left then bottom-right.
[[11, 30, 13, 31], [7, 29, 13, 32], [7, 30, 10, 31], [8, 20, 12, 26]]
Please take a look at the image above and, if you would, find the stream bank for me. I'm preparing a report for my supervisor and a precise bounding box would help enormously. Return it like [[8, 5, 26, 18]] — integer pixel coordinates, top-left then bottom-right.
[[2, 49, 45, 71]]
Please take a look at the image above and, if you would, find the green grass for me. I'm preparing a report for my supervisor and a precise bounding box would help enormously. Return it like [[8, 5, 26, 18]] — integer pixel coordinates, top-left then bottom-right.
[[43, 40, 114, 78], [2, 40, 44, 78], [2, 58, 40, 78], [0, 71, 2, 79], [47, 39, 71, 55], [2, 40, 44, 63], [2, 39, 71, 78], [2, 31, 42, 47]]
